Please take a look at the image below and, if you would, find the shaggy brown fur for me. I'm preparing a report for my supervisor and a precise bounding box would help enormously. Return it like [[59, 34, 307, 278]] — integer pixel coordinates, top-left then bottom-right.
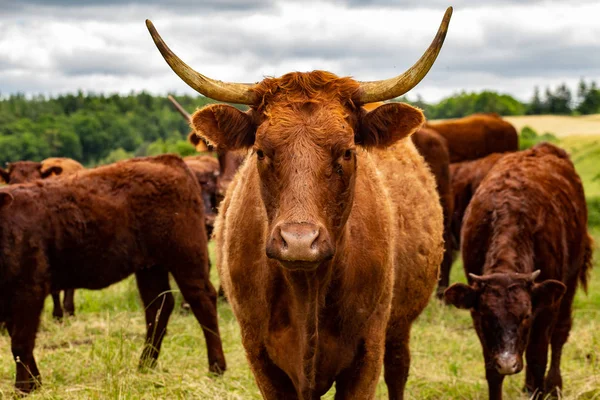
[[364, 103, 453, 299], [183, 155, 220, 235], [0, 155, 226, 393], [41, 157, 85, 320], [446, 153, 506, 289], [445, 143, 593, 400], [426, 113, 518, 163], [40, 157, 84, 177], [193, 71, 443, 399], [0, 161, 45, 184], [411, 127, 454, 299], [0, 158, 85, 320]]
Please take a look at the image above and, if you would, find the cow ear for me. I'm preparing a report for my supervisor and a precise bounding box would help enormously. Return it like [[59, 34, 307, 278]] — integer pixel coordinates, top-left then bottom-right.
[[192, 104, 255, 150], [444, 283, 477, 309], [0, 168, 8, 183], [188, 131, 210, 152], [40, 166, 62, 179], [357, 103, 424, 148], [0, 192, 13, 208], [533, 280, 566, 309]]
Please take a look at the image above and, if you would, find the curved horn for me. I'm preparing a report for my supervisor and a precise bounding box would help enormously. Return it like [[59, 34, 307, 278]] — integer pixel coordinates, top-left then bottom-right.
[[167, 95, 192, 122], [146, 20, 256, 105], [358, 7, 453, 103], [530, 270, 541, 282], [468, 273, 484, 283]]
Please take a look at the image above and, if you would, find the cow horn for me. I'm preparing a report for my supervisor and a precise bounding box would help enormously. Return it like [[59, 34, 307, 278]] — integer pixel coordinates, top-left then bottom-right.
[[146, 20, 256, 105], [358, 7, 453, 103], [530, 270, 541, 282], [167, 95, 192, 122], [468, 273, 484, 283]]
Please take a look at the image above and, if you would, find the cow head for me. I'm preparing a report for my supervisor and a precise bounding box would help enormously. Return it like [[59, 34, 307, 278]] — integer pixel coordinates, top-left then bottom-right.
[[445, 271, 566, 375], [1, 161, 44, 184], [147, 7, 452, 270]]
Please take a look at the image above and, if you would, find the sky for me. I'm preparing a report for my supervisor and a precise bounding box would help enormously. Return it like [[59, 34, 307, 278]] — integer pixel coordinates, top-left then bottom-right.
[[1, 0, 599, 103]]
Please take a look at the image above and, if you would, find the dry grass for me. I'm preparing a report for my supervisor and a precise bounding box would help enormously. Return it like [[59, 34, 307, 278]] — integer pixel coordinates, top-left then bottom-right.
[[503, 115, 600, 138]]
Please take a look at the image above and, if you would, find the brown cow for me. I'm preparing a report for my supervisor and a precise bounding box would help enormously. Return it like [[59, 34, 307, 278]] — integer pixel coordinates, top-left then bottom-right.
[[426, 113, 518, 163], [148, 6, 450, 399], [1, 158, 85, 320], [0, 161, 46, 184], [183, 155, 220, 235], [41, 157, 85, 319], [0, 155, 226, 393], [441, 153, 506, 292], [444, 143, 593, 400], [40, 157, 84, 177]]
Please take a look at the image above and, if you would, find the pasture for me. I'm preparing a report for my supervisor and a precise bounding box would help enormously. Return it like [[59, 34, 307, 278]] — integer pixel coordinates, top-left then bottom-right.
[[1, 133, 599, 399]]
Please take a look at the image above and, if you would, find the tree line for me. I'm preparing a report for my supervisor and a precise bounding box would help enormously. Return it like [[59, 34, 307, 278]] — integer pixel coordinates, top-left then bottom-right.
[[1, 79, 599, 165]]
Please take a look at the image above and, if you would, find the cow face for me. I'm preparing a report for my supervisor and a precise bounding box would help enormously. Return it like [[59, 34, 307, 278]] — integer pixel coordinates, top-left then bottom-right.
[[1, 162, 44, 184], [192, 72, 424, 270], [445, 271, 566, 375]]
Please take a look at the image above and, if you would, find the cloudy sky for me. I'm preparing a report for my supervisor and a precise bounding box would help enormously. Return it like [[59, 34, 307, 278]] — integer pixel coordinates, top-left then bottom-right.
[[1, 0, 599, 102]]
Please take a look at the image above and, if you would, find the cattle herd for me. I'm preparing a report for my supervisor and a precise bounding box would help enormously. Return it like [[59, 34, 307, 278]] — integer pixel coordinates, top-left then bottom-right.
[[0, 6, 594, 400]]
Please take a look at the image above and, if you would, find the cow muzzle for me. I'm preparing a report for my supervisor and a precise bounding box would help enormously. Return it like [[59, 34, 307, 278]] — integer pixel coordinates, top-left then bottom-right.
[[494, 352, 523, 375], [266, 222, 334, 269]]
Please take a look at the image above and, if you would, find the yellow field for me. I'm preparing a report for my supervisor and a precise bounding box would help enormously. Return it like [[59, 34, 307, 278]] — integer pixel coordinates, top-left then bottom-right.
[[503, 114, 600, 137], [430, 114, 600, 137]]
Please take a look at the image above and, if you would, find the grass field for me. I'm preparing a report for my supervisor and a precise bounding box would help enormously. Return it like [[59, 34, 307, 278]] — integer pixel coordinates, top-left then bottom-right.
[[0, 127, 599, 399], [1, 236, 598, 400]]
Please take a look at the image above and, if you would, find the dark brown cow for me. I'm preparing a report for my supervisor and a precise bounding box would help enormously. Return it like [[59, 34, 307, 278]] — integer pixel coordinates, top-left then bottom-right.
[[0, 155, 226, 393], [440, 152, 506, 293], [449, 152, 506, 248], [148, 7, 451, 399], [0, 161, 46, 184], [445, 143, 593, 400], [426, 113, 518, 163], [1, 158, 85, 320], [183, 155, 220, 235], [42, 157, 85, 320]]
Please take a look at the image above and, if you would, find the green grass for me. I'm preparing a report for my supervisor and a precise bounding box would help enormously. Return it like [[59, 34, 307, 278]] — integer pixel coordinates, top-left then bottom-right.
[[1, 236, 599, 399]]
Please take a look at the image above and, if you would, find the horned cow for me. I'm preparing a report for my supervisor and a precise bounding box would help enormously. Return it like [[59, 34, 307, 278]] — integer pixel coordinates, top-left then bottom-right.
[[148, 6, 451, 399]]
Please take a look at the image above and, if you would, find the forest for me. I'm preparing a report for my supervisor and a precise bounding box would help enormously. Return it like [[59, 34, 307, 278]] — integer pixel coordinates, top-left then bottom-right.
[[1, 79, 599, 165]]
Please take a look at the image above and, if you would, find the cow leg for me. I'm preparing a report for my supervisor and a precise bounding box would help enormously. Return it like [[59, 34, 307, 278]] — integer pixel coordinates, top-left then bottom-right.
[[171, 265, 226, 374], [8, 293, 45, 393], [383, 327, 411, 400], [545, 284, 576, 395], [136, 266, 175, 369], [436, 228, 454, 299], [63, 289, 75, 317], [485, 366, 505, 400], [524, 307, 556, 397], [244, 344, 298, 400], [335, 317, 389, 400], [51, 291, 63, 320]]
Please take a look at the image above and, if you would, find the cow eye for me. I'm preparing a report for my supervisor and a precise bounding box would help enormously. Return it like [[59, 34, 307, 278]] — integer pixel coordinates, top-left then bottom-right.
[[343, 149, 353, 160], [256, 149, 265, 160]]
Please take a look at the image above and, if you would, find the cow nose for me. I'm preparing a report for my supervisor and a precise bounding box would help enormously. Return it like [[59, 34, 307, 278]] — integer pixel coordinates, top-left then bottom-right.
[[495, 352, 522, 375], [266, 222, 334, 267]]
